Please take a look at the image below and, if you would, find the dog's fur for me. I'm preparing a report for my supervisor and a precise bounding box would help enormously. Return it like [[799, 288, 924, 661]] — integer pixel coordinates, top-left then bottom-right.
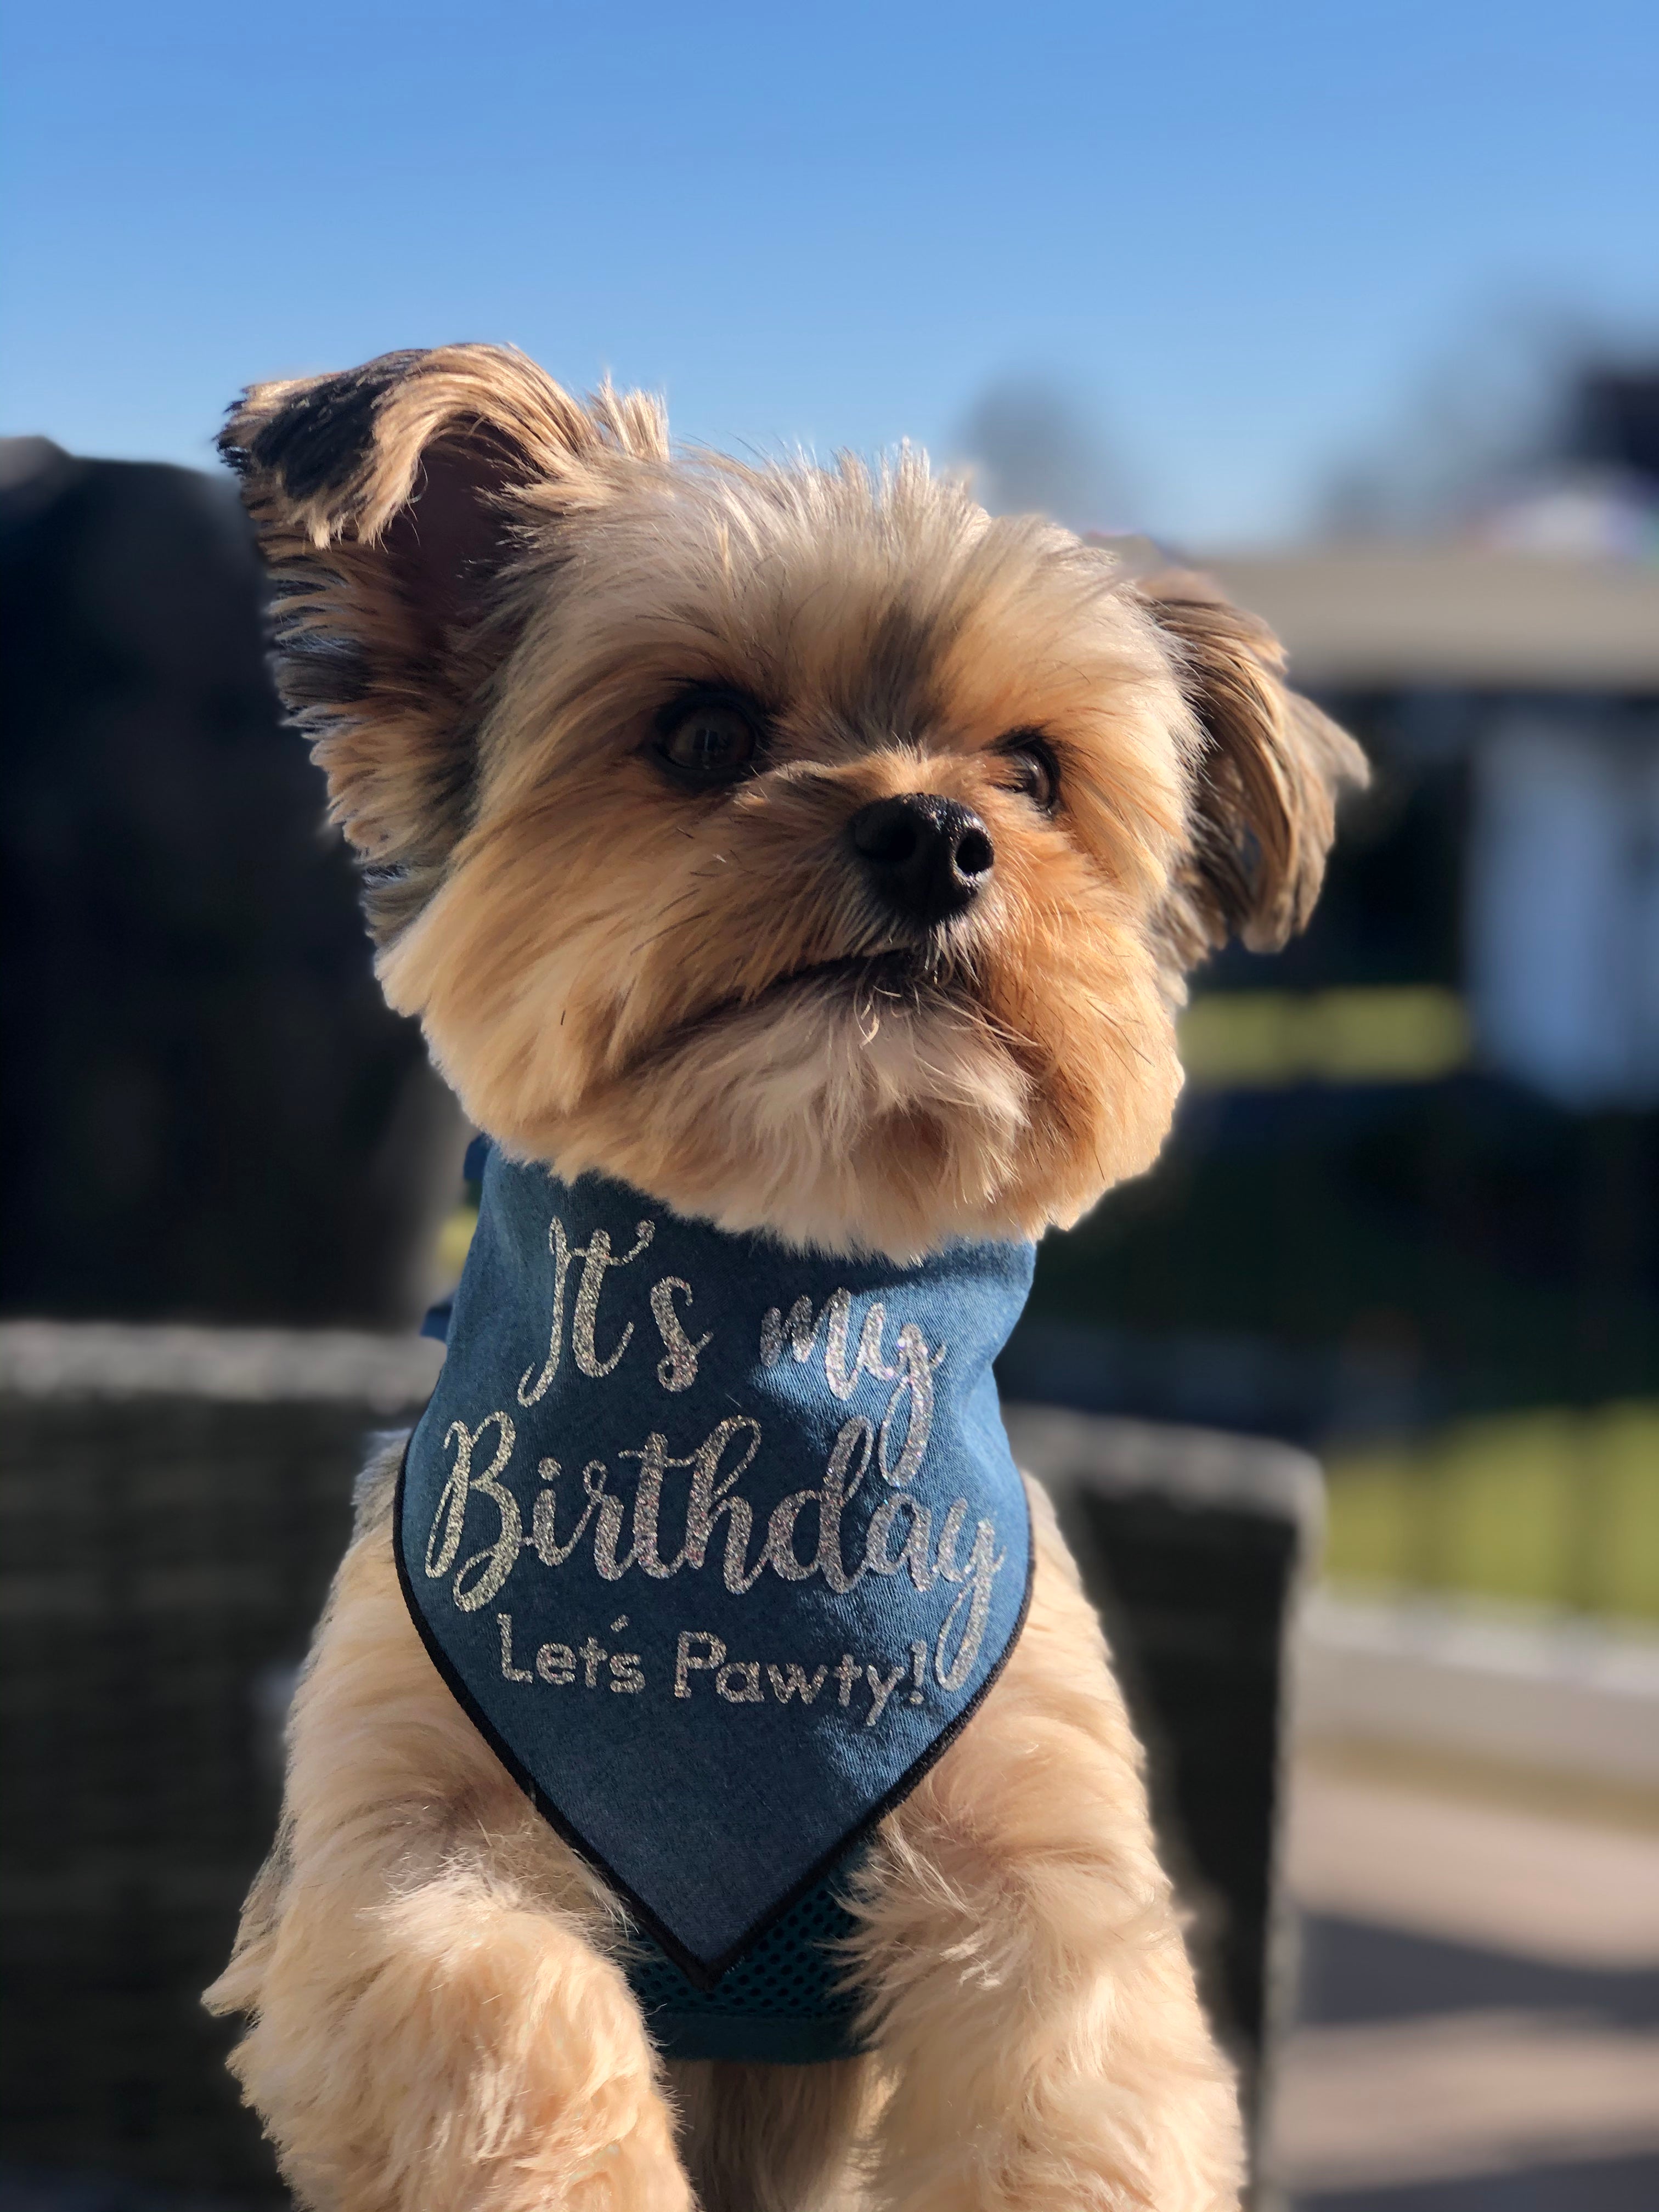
[[205, 344, 1365, 2211]]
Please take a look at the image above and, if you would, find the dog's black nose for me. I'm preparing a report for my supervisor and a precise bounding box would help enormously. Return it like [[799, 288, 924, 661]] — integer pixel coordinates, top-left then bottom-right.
[[848, 795, 995, 926]]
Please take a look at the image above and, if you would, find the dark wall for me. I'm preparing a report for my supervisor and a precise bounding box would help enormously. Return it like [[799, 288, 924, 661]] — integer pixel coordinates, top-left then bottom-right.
[[0, 441, 458, 1325]]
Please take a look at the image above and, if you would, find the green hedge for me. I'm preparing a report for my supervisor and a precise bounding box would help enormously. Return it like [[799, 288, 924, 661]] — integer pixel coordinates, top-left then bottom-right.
[[1324, 1402, 1659, 1621]]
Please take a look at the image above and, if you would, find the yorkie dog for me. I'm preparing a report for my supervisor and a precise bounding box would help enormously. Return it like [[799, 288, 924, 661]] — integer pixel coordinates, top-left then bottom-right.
[[205, 345, 1363, 2212]]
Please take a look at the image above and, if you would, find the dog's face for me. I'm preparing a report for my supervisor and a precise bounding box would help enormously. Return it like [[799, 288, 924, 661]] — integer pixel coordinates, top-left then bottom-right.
[[225, 346, 1363, 1258]]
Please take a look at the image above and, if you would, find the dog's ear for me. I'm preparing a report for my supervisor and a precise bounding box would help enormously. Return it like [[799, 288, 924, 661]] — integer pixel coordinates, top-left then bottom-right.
[[221, 344, 667, 941], [1136, 569, 1368, 972]]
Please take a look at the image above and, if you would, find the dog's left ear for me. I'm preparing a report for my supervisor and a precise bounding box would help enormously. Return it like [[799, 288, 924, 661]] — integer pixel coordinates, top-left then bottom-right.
[[1136, 569, 1368, 970], [220, 343, 667, 941]]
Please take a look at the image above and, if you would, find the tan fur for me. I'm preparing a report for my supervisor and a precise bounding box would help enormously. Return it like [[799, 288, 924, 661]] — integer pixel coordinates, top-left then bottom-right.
[[220, 345, 1362, 1261], [374, 456, 1197, 1258], [665, 2057, 871, 2212], [210, 344, 1363, 2208]]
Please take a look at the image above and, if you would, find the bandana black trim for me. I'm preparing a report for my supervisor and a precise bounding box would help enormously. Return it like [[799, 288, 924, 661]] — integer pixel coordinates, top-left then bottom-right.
[[392, 1432, 1034, 1992]]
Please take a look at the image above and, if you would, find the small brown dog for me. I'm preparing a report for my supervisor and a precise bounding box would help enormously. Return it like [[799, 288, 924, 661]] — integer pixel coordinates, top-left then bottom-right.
[[205, 345, 1363, 2212]]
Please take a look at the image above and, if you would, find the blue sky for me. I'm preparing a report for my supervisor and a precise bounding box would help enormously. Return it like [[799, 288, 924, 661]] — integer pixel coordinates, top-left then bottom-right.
[[2, 0, 1654, 543]]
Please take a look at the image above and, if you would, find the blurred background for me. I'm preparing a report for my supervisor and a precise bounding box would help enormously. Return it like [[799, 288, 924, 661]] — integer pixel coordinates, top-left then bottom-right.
[[3, 4, 1656, 2209]]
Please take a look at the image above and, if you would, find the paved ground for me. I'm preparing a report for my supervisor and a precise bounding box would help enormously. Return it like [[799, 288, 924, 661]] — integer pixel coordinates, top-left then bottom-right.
[[1269, 1757, 1659, 2210]]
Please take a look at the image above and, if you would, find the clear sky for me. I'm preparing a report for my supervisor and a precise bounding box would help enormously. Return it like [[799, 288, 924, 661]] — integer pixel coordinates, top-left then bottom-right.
[[2, 0, 1654, 544]]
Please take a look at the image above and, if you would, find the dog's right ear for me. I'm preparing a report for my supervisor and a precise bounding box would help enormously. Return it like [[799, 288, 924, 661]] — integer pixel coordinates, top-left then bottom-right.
[[1134, 569, 1368, 974], [221, 345, 667, 941]]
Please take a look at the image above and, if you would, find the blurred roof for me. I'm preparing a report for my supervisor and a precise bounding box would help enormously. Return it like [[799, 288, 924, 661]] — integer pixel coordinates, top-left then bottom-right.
[[1198, 547, 1659, 692]]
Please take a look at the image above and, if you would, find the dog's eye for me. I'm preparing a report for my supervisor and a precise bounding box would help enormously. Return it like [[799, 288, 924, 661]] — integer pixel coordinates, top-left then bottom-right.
[[656, 696, 761, 782], [995, 732, 1059, 812]]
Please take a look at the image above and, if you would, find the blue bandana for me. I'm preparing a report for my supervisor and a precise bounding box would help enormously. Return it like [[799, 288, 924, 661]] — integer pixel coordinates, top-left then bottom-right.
[[398, 1151, 1035, 1999]]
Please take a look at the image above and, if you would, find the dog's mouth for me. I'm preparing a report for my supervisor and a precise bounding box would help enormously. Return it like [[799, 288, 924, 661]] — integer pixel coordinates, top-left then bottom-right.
[[772, 947, 936, 1001], [618, 946, 968, 1078]]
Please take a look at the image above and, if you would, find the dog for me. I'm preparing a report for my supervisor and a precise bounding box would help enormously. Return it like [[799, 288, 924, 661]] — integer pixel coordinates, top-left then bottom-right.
[[203, 343, 1364, 2212]]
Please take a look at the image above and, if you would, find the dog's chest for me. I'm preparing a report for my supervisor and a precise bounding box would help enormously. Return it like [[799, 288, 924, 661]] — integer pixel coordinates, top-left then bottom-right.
[[399, 1153, 1034, 1988]]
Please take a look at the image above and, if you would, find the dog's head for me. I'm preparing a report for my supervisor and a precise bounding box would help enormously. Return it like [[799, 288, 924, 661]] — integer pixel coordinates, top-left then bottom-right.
[[224, 345, 1364, 1258]]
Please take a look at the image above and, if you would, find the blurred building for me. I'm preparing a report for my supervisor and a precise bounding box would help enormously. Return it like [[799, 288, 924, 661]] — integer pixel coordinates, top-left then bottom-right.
[[1208, 540, 1659, 1115], [1011, 379, 1659, 1455]]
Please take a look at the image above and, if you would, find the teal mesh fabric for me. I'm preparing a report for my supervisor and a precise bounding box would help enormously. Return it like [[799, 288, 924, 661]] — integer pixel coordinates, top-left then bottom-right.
[[624, 1861, 868, 2064]]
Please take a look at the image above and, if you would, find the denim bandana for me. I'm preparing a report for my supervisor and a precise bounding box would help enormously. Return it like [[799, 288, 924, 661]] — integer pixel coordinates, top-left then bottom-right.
[[398, 1149, 1035, 1989]]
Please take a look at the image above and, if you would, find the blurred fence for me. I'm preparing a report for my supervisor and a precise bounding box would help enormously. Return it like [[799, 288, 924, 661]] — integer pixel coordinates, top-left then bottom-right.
[[0, 1325, 440, 2204]]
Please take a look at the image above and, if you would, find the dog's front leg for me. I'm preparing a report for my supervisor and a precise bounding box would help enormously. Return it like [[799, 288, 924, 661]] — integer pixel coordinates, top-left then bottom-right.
[[853, 1484, 1245, 2212], [207, 1500, 691, 2212], [219, 1858, 689, 2212]]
